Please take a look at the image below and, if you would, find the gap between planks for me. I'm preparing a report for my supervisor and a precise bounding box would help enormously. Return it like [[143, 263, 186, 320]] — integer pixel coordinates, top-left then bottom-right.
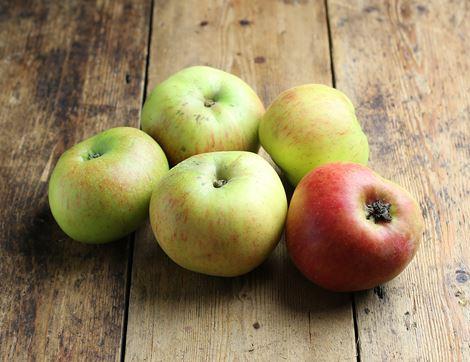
[[325, 0, 361, 361], [120, 1, 155, 361]]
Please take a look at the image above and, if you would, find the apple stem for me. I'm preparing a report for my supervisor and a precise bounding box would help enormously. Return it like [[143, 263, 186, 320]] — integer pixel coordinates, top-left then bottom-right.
[[213, 179, 228, 188], [366, 200, 392, 223], [204, 99, 215, 107], [87, 152, 102, 160]]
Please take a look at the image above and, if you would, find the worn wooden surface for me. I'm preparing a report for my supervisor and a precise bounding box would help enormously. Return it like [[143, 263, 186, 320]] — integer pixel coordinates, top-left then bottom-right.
[[329, 0, 470, 360], [0, 0, 468, 361], [125, 0, 356, 361], [0, 1, 150, 360]]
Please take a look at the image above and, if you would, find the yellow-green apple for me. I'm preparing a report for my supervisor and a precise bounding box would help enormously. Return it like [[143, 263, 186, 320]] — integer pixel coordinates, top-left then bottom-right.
[[48, 127, 169, 243], [259, 84, 369, 185], [149, 151, 287, 277], [286, 163, 423, 292], [141, 66, 265, 165]]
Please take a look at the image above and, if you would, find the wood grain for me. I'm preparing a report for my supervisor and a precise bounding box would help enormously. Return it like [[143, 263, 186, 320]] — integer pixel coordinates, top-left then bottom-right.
[[0, 1, 150, 360], [4, 0, 465, 360], [125, 0, 357, 360], [328, 0, 470, 360]]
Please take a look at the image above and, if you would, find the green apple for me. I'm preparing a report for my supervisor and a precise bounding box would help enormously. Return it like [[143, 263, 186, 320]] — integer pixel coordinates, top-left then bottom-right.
[[48, 127, 169, 243], [141, 66, 265, 165], [259, 84, 369, 185], [149, 151, 288, 277]]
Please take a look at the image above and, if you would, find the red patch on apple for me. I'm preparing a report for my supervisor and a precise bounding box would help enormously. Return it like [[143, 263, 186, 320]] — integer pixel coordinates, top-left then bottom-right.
[[286, 162, 424, 292]]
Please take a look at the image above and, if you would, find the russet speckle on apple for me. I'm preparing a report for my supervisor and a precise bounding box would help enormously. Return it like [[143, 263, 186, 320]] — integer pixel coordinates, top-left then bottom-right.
[[48, 127, 169, 243], [141, 66, 265, 165], [259, 84, 369, 185], [149, 151, 288, 277]]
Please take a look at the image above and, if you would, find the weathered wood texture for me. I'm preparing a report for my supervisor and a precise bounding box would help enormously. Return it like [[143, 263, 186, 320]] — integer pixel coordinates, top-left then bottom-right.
[[125, 0, 357, 360], [0, 1, 150, 360], [2, 0, 468, 360], [329, 0, 470, 360]]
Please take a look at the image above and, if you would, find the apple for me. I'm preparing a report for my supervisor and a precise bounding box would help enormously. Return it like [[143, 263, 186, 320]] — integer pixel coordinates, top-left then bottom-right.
[[286, 162, 423, 292], [259, 84, 369, 185], [141, 66, 265, 165], [48, 127, 169, 243], [149, 151, 288, 277]]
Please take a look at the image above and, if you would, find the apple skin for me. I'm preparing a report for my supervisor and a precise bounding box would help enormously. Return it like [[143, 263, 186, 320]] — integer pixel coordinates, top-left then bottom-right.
[[48, 127, 169, 244], [286, 163, 424, 292], [149, 151, 288, 277], [259, 84, 369, 185], [141, 66, 265, 165]]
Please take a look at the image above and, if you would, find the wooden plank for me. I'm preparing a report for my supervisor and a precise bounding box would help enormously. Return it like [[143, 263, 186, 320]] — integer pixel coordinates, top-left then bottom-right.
[[125, 0, 357, 360], [0, 1, 150, 360], [328, 0, 470, 360]]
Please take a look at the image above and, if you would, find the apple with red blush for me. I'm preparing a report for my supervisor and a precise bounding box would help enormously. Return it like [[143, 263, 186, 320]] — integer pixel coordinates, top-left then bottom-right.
[[286, 162, 424, 292]]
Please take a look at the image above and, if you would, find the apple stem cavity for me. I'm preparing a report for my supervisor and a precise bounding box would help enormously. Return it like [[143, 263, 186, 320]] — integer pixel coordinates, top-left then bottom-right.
[[204, 99, 216, 107], [87, 152, 102, 160], [366, 200, 392, 223], [213, 179, 228, 188]]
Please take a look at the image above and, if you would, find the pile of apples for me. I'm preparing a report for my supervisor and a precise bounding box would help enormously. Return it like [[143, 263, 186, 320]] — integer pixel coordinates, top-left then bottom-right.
[[48, 66, 423, 292]]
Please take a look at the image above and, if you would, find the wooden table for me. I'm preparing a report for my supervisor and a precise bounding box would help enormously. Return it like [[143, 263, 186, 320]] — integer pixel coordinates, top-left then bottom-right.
[[1, 1, 468, 360]]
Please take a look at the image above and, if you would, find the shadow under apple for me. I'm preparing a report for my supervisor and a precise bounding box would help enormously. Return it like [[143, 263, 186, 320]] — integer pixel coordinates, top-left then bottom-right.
[[129, 222, 352, 334]]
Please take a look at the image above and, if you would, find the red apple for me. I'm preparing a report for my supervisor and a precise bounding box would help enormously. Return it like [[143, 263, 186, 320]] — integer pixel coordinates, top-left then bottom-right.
[[286, 163, 424, 292]]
